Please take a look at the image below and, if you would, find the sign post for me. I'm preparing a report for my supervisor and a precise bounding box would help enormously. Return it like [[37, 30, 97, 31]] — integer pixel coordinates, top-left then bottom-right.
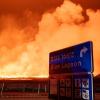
[[49, 41, 94, 100]]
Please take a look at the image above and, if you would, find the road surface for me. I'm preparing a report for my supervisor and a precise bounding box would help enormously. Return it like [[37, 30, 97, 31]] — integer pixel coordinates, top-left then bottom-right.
[[0, 97, 49, 100], [0, 93, 100, 100]]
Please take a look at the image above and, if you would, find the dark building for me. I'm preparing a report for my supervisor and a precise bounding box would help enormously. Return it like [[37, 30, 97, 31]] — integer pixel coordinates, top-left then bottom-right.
[[94, 75, 100, 93]]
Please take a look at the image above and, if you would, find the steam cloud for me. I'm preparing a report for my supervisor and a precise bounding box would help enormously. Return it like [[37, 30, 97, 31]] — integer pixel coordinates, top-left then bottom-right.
[[0, 0, 100, 77]]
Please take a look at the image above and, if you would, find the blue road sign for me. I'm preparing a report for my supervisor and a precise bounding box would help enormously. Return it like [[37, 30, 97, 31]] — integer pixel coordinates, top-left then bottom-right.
[[49, 73, 94, 100], [73, 74, 94, 100], [49, 41, 94, 100], [49, 41, 93, 74]]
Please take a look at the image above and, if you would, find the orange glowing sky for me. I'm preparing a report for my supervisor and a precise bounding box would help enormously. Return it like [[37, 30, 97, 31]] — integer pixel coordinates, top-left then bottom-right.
[[0, 0, 100, 77]]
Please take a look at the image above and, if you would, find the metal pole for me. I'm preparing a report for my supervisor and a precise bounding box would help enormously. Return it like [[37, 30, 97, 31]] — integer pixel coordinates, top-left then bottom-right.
[[1, 82, 4, 97], [38, 84, 40, 95], [45, 84, 47, 93]]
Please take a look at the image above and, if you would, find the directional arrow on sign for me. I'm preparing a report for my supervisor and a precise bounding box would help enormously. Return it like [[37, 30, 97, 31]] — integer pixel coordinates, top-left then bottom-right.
[[80, 47, 88, 58]]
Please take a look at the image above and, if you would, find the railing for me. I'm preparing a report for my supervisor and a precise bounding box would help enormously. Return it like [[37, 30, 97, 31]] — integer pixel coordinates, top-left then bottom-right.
[[0, 82, 48, 97]]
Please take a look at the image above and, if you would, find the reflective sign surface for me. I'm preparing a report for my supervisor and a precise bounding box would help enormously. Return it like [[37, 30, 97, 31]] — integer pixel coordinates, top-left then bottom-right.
[[49, 41, 93, 74]]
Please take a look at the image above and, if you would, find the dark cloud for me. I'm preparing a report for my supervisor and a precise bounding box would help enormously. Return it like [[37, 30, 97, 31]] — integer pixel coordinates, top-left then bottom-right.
[[0, 0, 63, 14], [72, 0, 100, 10], [0, 0, 99, 14], [0, 0, 64, 32]]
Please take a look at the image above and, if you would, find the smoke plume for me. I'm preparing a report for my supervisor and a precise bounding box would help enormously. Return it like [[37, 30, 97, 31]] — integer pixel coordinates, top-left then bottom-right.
[[0, 0, 100, 77]]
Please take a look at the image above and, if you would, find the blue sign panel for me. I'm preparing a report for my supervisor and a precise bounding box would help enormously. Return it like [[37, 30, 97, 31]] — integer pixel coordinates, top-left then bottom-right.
[[49, 41, 93, 74], [49, 73, 94, 100], [73, 74, 93, 100]]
